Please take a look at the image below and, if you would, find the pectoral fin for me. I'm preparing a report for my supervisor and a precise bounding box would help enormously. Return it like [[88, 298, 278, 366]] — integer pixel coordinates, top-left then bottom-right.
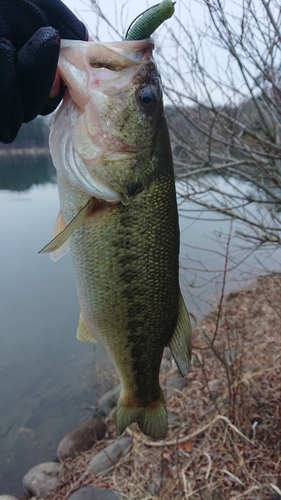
[[76, 313, 97, 343], [49, 212, 69, 262], [168, 291, 192, 377], [38, 199, 92, 255]]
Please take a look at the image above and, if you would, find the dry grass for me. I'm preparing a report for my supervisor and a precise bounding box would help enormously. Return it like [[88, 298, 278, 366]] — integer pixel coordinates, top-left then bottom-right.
[[40, 275, 281, 500]]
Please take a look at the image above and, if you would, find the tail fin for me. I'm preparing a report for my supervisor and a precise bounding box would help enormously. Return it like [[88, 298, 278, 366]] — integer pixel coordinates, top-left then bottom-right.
[[116, 393, 167, 439]]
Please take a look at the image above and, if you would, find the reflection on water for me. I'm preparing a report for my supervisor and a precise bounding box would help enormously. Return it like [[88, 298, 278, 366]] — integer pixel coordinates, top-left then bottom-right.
[[178, 178, 281, 319], [0, 155, 280, 495], [0, 117, 55, 192], [0, 152, 56, 192], [0, 165, 115, 495]]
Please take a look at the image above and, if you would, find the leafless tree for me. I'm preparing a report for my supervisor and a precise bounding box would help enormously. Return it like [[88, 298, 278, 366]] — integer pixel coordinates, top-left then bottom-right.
[[90, 0, 281, 312], [159, 0, 281, 247]]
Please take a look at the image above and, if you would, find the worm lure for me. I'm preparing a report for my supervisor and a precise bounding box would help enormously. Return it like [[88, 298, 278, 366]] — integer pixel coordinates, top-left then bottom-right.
[[125, 0, 175, 41]]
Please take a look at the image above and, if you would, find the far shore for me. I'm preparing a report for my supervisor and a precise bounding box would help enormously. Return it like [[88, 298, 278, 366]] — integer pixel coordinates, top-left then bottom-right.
[[0, 148, 50, 156]]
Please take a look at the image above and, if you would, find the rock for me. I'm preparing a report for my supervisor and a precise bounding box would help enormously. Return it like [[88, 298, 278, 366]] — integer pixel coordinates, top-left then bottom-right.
[[22, 462, 62, 497], [226, 291, 239, 301], [207, 379, 221, 391], [91, 408, 105, 420], [98, 384, 121, 416], [166, 374, 188, 390], [87, 437, 131, 474], [225, 348, 238, 365], [0, 496, 19, 500], [207, 379, 221, 400], [147, 480, 161, 497], [163, 347, 172, 360], [168, 412, 180, 428], [57, 419, 106, 460], [160, 358, 171, 372], [166, 374, 188, 397], [68, 486, 119, 500]]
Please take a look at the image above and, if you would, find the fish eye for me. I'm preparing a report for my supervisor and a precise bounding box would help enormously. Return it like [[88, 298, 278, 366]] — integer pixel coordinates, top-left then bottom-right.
[[138, 87, 157, 111]]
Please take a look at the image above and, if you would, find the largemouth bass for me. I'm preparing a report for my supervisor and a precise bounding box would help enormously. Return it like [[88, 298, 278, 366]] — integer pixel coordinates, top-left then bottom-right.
[[40, 38, 192, 439]]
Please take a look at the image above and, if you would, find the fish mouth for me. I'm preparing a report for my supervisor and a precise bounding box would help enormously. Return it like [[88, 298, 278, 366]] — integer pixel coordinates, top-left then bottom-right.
[[60, 38, 154, 68], [102, 143, 139, 155], [118, 144, 139, 153], [58, 39, 155, 104], [50, 38, 159, 201]]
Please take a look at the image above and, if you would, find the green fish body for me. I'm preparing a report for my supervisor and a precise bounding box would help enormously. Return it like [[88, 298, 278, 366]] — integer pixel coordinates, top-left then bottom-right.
[[41, 39, 191, 439]]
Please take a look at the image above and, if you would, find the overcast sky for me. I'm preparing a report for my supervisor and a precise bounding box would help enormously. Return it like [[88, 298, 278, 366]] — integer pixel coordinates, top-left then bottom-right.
[[59, 0, 232, 105], [60, 0, 263, 106], [63, 0, 156, 39], [62, 0, 193, 42]]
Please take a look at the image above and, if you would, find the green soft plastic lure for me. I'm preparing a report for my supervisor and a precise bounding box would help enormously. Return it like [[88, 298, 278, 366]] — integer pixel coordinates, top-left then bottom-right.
[[125, 0, 175, 41]]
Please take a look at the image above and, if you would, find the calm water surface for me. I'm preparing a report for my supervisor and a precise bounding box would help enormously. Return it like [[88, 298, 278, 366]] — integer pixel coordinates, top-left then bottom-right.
[[0, 158, 114, 495], [0, 157, 280, 495]]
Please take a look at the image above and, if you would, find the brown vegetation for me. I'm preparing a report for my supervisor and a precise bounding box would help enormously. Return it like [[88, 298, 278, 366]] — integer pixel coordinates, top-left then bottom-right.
[[41, 274, 281, 500]]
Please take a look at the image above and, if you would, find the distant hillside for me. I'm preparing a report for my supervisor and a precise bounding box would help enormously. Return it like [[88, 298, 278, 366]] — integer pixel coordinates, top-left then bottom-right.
[[165, 97, 281, 179], [0, 118, 56, 192], [0, 117, 50, 150]]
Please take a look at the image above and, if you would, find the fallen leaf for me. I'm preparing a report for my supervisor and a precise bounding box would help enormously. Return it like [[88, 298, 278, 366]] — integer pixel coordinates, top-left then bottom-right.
[[177, 441, 193, 453], [162, 451, 171, 462]]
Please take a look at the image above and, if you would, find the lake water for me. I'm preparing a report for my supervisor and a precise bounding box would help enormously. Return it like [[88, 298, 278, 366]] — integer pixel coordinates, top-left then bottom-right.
[[0, 156, 280, 495]]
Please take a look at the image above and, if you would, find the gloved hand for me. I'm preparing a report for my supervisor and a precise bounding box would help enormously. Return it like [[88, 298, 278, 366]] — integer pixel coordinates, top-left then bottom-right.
[[0, 0, 88, 143]]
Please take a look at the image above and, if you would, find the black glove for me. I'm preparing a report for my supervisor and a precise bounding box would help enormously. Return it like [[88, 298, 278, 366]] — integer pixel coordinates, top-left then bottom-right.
[[0, 0, 88, 143]]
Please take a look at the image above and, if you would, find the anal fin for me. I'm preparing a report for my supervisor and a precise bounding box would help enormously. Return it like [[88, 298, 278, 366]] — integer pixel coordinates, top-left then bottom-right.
[[168, 290, 192, 377], [76, 313, 97, 343]]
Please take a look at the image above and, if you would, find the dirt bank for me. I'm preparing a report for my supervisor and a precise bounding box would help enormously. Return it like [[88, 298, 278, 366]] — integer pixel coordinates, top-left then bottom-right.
[[23, 274, 281, 500]]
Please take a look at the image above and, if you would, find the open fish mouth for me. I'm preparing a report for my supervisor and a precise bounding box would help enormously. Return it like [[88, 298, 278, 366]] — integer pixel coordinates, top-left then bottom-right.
[[50, 38, 160, 202], [60, 38, 154, 68]]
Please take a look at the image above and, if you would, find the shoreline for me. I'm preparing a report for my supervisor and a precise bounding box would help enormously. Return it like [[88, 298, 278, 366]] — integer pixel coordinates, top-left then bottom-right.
[[4, 272, 280, 500], [0, 148, 50, 156]]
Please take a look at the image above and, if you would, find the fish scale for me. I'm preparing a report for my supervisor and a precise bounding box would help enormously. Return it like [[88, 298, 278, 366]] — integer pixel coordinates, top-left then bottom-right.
[[40, 37, 192, 439]]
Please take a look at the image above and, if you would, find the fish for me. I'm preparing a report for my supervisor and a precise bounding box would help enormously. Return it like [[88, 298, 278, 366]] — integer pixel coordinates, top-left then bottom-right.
[[39, 37, 192, 439]]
